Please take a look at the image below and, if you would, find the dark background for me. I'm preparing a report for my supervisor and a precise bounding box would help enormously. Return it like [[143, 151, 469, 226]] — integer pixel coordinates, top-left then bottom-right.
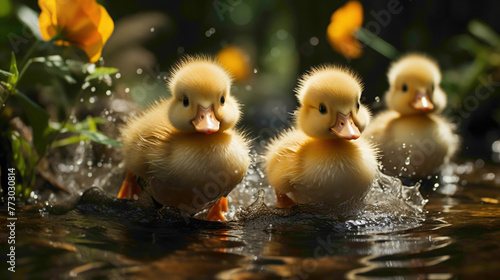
[[3, 0, 500, 161]]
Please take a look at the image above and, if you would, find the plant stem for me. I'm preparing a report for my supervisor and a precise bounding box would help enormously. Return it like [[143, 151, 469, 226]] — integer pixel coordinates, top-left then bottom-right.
[[1, 41, 41, 114], [356, 27, 399, 61], [19, 40, 40, 73], [17, 58, 34, 85], [47, 87, 85, 149]]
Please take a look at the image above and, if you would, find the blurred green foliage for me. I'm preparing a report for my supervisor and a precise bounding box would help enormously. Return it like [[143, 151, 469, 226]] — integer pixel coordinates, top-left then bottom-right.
[[0, 2, 120, 198]]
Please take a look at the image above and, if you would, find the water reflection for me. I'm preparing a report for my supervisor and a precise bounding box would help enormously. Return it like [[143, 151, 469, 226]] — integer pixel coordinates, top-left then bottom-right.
[[3, 160, 500, 279]]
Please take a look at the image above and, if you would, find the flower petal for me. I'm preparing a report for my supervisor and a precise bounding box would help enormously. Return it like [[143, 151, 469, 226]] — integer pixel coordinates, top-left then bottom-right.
[[327, 1, 364, 59], [37, 0, 114, 62], [216, 46, 250, 81]]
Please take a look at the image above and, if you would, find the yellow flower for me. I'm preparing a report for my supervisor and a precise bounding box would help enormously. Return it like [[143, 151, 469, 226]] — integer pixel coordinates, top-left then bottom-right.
[[216, 46, 250, 81], [327, 1, 363, 59], [38, 0, 114, 63]]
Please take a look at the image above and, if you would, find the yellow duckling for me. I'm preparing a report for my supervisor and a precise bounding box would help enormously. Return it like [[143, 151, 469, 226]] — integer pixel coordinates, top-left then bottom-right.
[[364, 54, 459, 178], [118, 56, 251, 221], [264, 66, 379, 208]]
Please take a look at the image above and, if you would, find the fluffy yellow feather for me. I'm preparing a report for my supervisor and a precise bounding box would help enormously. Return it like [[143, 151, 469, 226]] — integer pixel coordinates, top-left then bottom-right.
[[365, 54, 459, 178], [119, 56, 251, 221], [265, 66, 379, 207]]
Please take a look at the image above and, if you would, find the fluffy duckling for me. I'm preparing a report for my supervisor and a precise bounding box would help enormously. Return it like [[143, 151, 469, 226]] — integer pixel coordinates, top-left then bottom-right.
[[118, 56, 251, 221], [265, 66, 379, 208], [364, 54, 459, 178]]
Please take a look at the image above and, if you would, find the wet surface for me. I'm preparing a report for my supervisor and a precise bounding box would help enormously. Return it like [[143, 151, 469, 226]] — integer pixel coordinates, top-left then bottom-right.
[[1, 162, 500, 279]]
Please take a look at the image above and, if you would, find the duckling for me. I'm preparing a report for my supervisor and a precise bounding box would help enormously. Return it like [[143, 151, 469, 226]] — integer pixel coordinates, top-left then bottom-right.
[[264, 66, 379, 208], [364, 54, 459, 178], [118, 56, 251, 221]]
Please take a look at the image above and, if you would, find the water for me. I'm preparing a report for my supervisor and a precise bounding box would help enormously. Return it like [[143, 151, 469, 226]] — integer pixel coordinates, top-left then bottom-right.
[[2, 163, 500, 279], [6, 135, 498, 279]]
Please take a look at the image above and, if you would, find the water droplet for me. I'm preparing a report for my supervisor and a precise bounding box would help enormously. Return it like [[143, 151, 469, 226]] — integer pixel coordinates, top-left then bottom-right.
[[89, 96, 96, 104], [375, 96, 381, 102], [150, 27, 155, 32], [125, 88, 130, 93], [245, 85, 252, 91], [79, 98, 84, 102], [136, 68, 143, 75], [405, 157, 411, 165], [81, 82, 90, 89], [402, 143, 406, 149], [308, 37, 319, 46], [205, 27, 216, 37], [90, 86, 96, 92], [253, 68, 258, 74], [106, 90, 112, 96], [115, 73, 121, 79]]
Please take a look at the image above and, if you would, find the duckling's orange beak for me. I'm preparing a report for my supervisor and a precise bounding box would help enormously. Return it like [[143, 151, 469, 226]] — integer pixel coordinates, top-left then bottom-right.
[[411, 90, 434, 112], [192, 105, 220, 134], [330, 112, 360, 140]]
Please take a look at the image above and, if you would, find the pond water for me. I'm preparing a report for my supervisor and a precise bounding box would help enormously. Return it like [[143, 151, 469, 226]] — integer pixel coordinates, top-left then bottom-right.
[[1, 158, 500, 279]]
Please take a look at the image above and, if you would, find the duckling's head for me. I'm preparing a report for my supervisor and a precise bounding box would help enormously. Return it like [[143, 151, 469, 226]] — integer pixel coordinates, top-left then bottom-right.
[[386, 54, 446, 115], [295, 66, 371, 140], [167, 56, 240, 133]]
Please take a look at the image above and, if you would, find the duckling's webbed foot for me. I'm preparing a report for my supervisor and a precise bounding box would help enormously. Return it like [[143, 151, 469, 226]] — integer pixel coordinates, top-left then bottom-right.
[[275, 190, 297, 208], [117, 170, 143, 200], [205, 197, 228, 221]]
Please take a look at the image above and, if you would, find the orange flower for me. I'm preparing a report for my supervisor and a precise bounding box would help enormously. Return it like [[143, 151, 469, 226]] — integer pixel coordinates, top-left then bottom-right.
[[38, 0, 114, 63], [216, 46, 250, 81], [327, 1, 363, 59]]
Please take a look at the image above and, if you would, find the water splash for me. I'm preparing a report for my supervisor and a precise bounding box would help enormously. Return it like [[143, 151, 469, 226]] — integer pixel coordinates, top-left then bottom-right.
[[232, 167, 426, 233]]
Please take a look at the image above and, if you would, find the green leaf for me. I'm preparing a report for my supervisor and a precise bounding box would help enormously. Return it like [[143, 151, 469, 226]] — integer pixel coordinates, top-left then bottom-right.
[[52, 135, 85, 148], [85, 67, 118, 82], [468, 20, 500, 47], [0, 69, 13, 78], [49, 117, 105, 133], [13, 91, 50, 157], [50, 117, 121, 148], [16, 5, 42, 40], [86, 116, 97, 132], [10, 131, 26, 177], [32, 56, 76, 84], [7, 52, 19, 87], [79, 130, 122, 147]]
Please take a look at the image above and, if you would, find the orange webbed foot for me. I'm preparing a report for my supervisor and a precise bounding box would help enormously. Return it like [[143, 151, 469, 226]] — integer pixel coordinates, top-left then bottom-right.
[[117, 170, 142, 200], [275, 190, 297, 208], [206, 197, 228, 221]]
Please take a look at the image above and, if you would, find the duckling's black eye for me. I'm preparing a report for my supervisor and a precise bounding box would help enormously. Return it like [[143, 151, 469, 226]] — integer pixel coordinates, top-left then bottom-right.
[[182, 96, 189, 107], [356, 102, 360, 111], [220, 95, 225, 105], [318, 103, 327, 114], [402, 84, 408, 92], [431, 84, 435, 92]]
